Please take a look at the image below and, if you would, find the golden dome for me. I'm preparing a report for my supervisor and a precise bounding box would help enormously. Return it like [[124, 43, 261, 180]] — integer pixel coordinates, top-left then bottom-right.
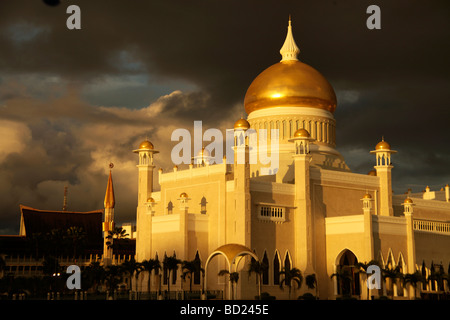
[[244, 60, 337, 115], [234, 118, 250, 130], [362, 193, 372, 199], [293, 128, 310, 138], [139, 140, 154, 150], [404, 197, 413, 204], [147, 197, 155, 203], [368, 169, 377, 176], [179, 192, 189, 198], [375, 138, 390, 151]]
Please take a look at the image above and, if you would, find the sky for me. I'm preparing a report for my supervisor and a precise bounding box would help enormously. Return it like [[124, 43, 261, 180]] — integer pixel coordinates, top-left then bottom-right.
[[0, 0, 449, 234]]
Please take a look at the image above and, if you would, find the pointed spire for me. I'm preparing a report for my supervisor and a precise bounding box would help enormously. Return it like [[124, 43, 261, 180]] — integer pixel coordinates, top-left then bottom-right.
[[104, 168, 115, 209], [280, 15, 300, 61]]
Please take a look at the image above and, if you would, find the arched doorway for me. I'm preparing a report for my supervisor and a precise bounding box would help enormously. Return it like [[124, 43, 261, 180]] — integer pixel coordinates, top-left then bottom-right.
[[203, 243, 258, 300], [334, 249, 360, 297]]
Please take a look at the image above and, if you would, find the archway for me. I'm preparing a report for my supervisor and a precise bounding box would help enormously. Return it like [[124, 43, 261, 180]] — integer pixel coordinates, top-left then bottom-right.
[[203, 244, 258, 300], [334, 249, 361, 297]]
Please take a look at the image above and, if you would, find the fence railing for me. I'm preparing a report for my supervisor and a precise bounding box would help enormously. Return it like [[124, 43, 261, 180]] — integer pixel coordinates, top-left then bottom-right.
[[413, 219, 450, 235]]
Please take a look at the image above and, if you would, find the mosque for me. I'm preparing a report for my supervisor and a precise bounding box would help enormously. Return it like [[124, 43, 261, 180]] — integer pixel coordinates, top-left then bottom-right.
[[128, 18, 450, 300]]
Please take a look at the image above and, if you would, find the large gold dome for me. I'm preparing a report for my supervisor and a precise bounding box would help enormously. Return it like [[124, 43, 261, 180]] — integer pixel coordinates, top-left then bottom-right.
[[244, 60, 337, 115]]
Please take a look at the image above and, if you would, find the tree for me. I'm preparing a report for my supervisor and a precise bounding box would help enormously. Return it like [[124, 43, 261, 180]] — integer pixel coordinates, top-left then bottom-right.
[[382, 266, 402, 299], [356, 260, 380, 300], [279, 267, 303, 300], [105, 227, 129, 250], [403, 271, 425, 299], [104, 265, 123, 294], [83, 261, 105, 293], [331, 266, 353, 297], [120, 258, 141, 292], [66, 226, 87, 260], [163, 254, 181, 295], [182, 259, 202, 292], [141, 259, 161, 294], [247, 259, 268, 299], [218, 269, 240, 300], [305, 274, 318, 299]]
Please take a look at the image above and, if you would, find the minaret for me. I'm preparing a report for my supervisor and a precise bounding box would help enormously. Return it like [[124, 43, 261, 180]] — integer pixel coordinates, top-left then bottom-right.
[[134, 139, 159, 261], [233, 118, 251, 246], [403, 197, 416, 297], [103, 164, 115, 266], [279, 15, 300, 61], [361, 193, 374, 262], [133, 140, 159, 204], [289, 128, 315, 274], [370, 137, 396, 216]]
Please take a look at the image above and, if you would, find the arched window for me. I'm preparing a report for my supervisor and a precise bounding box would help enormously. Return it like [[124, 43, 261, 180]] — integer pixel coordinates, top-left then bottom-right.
[[167, 201, 173, 215], [262, 251, 269, 285], [200, 197, 207, 215], [273, 251, 280, 285], [284, 251, 291, 272]]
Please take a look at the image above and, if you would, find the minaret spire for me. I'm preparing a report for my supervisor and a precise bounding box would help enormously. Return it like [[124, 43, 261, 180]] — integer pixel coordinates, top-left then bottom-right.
[[280, 15, 300, 61], [104, 165, 115, 209]]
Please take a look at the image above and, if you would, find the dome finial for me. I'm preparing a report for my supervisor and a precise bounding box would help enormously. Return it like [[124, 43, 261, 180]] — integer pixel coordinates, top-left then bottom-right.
[[280, 16, 300, 62]]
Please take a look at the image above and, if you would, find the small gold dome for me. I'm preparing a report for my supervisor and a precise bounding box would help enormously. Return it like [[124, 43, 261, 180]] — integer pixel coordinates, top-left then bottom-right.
[[368, 169, 377, 176], [363, 193, 372, 199], [244, 60, 337, 115], [139, 140, 154, 150], [375, 139, 390, 151], [179, 192, 188, 198], [234, 118, 250, 130], [147, 197, 155, 203], [404, 197, 413, 204], [293, 128, 310, 138]]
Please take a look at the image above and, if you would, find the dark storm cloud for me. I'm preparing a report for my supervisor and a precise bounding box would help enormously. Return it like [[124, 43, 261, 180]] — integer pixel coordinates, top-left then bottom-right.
[[0, 0, 449, 233]]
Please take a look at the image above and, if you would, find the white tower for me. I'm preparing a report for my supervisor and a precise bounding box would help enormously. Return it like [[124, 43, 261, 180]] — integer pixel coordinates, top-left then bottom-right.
[[289, 128, 315, 274], [370, 137, 396, 216], [134, 140, 159, 261]]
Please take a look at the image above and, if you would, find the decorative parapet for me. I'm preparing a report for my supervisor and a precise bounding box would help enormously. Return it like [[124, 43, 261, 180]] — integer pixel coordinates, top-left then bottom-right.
[[413, 219, 450, 235], [159, 163, 228, 184]]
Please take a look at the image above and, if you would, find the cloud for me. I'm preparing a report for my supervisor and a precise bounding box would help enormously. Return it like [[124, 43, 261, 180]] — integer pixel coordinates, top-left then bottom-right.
[[0, 0, 449, 234]]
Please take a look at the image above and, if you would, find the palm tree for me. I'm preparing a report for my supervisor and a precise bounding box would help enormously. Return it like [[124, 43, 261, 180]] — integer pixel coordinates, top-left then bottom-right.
[[182, 259, 202, 292], [403, 271, 425, 299], [331, 266, 353, 297], [382, 266, 402, 299], [279, 267, 303, 300], [163, 254, 181, 295], [104, 265, 123, 294], [247, 259, 268, 299], [105, 227, 129, 250], [120, 258, 141, 292], [141, 259, 161, 294], [305, 274, 318, 299], [83, 261, 105, 293], [66, 226, 87, 260], [356, 260, 380, 300], [218, 270, 239, 300]]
